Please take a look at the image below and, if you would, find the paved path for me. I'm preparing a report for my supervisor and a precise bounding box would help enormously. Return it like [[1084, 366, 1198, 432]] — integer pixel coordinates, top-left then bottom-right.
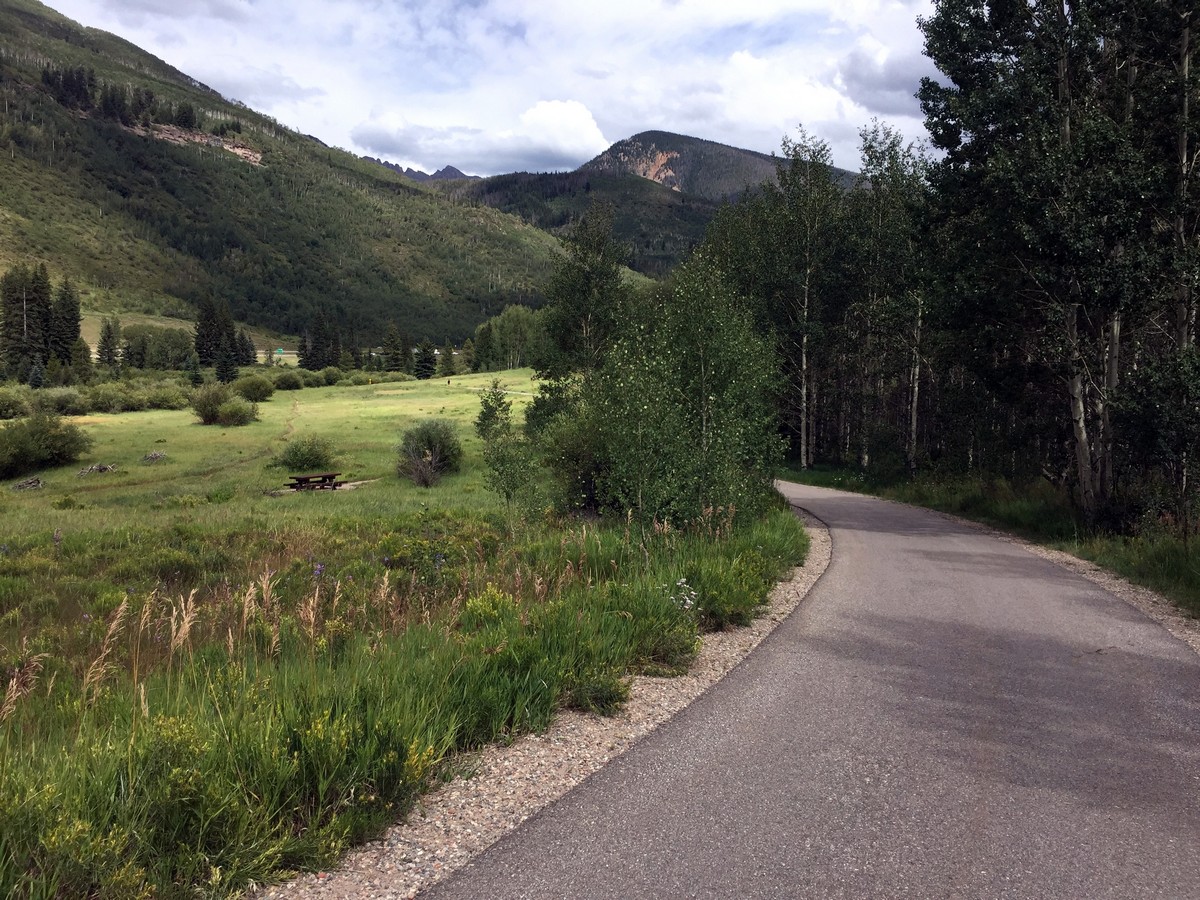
[[427, 483, 1200, 899]]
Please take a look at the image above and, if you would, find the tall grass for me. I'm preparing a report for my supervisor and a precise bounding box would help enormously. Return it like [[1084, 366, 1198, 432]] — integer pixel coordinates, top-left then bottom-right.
[[0, 506, 807, 897]]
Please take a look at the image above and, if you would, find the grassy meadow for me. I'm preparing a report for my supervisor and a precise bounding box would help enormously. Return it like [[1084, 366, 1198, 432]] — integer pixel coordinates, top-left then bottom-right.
[[0, 368, 808, 898]]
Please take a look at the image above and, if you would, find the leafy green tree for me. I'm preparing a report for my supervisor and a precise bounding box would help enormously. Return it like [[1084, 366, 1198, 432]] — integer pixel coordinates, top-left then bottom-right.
[[1116, 348, 1200, 539], [491, 305, 544, 370], [591, 253, 780, 523], [539, 201, 628, 377], [919, 0, 1159, 518], [476, 379, 513, 442], [472, 322, 498, 372], [459, 338, 476, 373]]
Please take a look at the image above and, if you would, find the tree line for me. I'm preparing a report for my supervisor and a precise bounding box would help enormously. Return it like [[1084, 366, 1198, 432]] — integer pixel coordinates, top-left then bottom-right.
[[698, 0, 1197, 531]]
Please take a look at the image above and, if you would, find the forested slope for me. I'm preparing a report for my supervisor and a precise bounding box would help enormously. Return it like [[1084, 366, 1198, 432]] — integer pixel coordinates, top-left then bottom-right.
[[0, 0, 559, 341]]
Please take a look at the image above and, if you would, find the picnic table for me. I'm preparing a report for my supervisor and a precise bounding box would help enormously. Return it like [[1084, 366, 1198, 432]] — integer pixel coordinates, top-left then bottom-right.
[[286, 472, 345, 491]]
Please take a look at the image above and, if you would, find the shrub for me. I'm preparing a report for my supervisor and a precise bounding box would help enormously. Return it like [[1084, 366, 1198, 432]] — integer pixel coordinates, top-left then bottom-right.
[[190, 383, 231, 425], [0, 387, 30, 420], [31, 388, 87, 417], [85, 382, 149, 413], [273, 370, 304, 391], [320, 366, 343, 386], [215, 397, 258, 426], [143, 383, 189, 410], [276, 434, 335, 472], [299, 369, 325, 388], [0, 412, 93, 478], [232, 375, 275, 402], [397, 419, 463, 486]]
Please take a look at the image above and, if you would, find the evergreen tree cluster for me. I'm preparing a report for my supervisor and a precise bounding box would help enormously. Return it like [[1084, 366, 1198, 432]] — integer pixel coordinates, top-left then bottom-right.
[[194, 297, 255, 380], [297, 309, 349, 370], [0, 264, 86, 385], [41, 64, 197, 130]]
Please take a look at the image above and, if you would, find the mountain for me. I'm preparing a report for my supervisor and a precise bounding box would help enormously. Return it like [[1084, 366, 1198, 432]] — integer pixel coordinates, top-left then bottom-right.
[[0, 0, 557, 341], [366, 159, 480, 183], [442, 170, 719, 277], [580, 130, 856, 201]]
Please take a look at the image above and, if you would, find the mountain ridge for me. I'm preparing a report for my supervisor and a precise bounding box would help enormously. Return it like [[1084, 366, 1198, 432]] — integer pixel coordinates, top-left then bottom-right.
[[0, 0, 558, 341]]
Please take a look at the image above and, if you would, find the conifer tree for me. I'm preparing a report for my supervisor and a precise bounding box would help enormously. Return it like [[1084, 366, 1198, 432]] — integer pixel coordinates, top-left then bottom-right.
[[215, 337, 238, 383], [97, 317, 121, 368], [382, 323, 407, 372], [69, 336, 93, 382], [49, 277, 81, 365], [414, 339, 437, 379], [438, 340, 458, 377]]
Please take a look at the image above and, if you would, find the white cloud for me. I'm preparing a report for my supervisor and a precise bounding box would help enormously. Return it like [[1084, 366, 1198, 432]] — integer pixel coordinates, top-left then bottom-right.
[[47, 0, 937, 173]]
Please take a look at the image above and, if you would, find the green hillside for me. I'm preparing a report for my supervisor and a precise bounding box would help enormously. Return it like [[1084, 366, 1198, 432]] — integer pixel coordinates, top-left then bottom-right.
[[581, 130, 856, 201], [440, 170, 720, 276], [0, 0, 560, 342]]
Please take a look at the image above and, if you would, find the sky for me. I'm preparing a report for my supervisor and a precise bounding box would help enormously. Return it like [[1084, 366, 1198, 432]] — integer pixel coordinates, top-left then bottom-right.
[[47, 0, 939, 176]]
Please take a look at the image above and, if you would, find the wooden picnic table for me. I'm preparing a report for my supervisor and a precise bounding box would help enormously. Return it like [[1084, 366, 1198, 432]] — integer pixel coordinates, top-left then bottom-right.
[[287, 472, 344, 491]]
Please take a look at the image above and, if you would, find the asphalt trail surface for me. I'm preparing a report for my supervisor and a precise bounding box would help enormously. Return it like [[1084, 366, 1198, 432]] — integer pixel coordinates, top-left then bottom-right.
[[426, 483, 1200, 899]]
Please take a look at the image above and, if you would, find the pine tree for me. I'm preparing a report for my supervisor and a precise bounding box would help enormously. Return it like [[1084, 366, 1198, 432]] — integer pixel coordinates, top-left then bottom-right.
[[382, 323, 407, 372], [49, 278, 81, 365], [459, 338, 476, 373], [185, 352, 203, 386], [69, 336, 93, 382], [438, 340, 458, 377], [414, 339, 437, 380], [194, 297, 221, 366], [215, 337, 238, 383], [236, 329, 256, 366], [97, 317, 121, 368]]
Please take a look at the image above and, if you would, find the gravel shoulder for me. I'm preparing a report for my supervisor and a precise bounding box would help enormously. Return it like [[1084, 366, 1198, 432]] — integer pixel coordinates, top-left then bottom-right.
[[254, 511, 832, 900]]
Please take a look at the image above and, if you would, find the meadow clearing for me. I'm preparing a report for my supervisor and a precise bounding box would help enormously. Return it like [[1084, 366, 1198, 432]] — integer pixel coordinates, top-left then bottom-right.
[[0, 368, 808, 898]]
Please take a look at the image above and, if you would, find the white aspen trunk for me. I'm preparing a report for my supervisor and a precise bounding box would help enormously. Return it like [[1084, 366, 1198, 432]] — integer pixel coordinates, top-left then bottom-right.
[[907, 295, 922, 476], [799, 320, 809, 470], [1066, 303, 1098, 518], [1099, 312, 1120, 500], [807, 380, 817, 468], [1177, 12, 1194, 348]]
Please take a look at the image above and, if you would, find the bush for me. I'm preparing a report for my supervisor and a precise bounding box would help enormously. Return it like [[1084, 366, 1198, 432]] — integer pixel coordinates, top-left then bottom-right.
[[143, 383, 189, 410], [190, 383, 231, 425], [320, 366, 343, 386], [0, 387, 30, 420], [299, 369, 325, 388], [275, 434, 335, 472], [85, 382, 149, 413], [397, 419, 463, 486], [232, 375, 275, 402], [0, 412, 93, 478], [273, 370, 304, 391], [30, 388, 87, 416], [215, 397, 258, 426]]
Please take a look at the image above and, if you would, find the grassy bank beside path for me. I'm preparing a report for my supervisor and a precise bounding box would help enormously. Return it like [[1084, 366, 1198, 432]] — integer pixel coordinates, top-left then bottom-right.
[[0, 371, 808, 897]]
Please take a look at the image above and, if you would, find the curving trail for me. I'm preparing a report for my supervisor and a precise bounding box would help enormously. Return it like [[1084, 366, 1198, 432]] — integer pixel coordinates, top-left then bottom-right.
[[426, 482, 1200, 899]]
